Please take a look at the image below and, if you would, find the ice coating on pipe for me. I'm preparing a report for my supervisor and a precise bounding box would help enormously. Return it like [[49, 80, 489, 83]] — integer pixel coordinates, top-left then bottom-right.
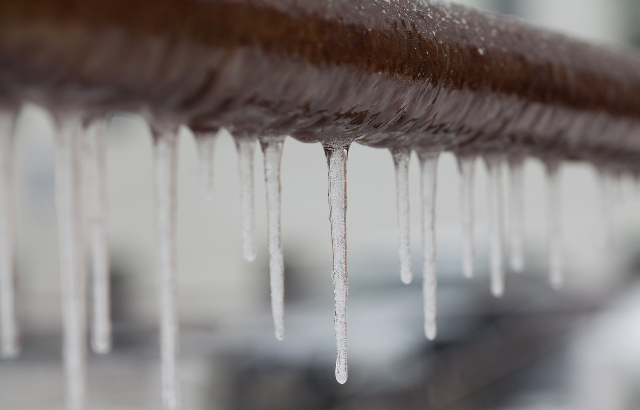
[[235, 138, 257, 262], [457, 155, 475, 279], [323, 141, 349, 384], [419, 151, 439, 341], [54, 115, 87, 410], [546, 162, 564, 289], [391, 148, 413, 284], [260, 136, 286, 341], [485, 156, 505, 298], [508, 158, 525, 273], [195, 132, 218, 201]]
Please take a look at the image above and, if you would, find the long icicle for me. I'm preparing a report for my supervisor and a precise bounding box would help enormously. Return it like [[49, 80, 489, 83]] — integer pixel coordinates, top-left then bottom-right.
[[391, 148, 413, 284], [508, 158, 525, 273], [0, 111, 19, 359], [457, 155, 475, 279], [323, 141, 349, 384], [85, 119, 111, 354], [154, 130, 180, 410], [419, 151, 439, 341], [260, 136, 286, 341], [235, 138, 257, 262], [54, 115, 87, 410], [485, 156, 505, 298], [546, 162, 564, 289], [194, 132, 218, 201]]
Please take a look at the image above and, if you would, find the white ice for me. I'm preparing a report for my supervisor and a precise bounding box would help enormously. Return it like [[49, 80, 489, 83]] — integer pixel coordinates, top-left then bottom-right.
[[457, 155, 475, 279], [508, 158, 525, 273], [547, 163, 563, 289], [236, 138, 257, 262], [391, 148, 413, 284], [420, 151, 439, 341], [195, 132, 218, 201], [485, 157, 505, 298]]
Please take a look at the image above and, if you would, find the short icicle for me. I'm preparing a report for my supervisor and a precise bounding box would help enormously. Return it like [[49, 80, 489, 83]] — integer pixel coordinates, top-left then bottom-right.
[[391, 148, 413, 284], [546, 162, 564, 289], [0, 111, 19, 359], [85, 119, 112, 355], [419, 151, 440, 341], [457, 155, 475, 279], [153, 129, 181, 410], [323, 141, 350, 384], [235, 138, 257, 262], [260, 136, 286, 341], [194, 132, 218, 201], [485, 157, 506, 298], [54, 115, 87, 410], [508, 157, 525, 273], [598, 171, 615, 248]]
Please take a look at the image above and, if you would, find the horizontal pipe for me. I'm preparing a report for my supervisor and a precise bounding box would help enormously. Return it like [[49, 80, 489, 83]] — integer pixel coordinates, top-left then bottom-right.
[[1, 0, 640, 169]]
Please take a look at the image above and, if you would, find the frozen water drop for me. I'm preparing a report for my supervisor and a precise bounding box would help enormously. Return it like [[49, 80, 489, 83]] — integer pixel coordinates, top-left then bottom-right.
[[391, 148, 412, 284], [419, 151, 439, 340], [235, 138, 257, 262], [323, 142, 349, 384], [194, 131, 218, 201], [260, 136, 286, 341], [508, 157, 525, 273], [457, 155, 475, 279], [485, 157, 505, 298], [547, 162, 563, 289]]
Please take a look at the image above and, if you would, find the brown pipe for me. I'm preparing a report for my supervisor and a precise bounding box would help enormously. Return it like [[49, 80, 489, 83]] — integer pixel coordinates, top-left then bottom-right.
[[1, 0, 640, 169]]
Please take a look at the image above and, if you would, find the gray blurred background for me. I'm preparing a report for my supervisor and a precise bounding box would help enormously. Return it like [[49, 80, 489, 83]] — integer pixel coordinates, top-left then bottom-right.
[[4, 1, 640, 409]]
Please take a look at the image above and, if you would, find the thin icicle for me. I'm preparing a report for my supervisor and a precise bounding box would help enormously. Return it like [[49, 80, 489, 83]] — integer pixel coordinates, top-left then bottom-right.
[[0, 111, 19, 359], [54, 115, 87, 410], [391, 148, 413, 284], [235, 138, 257, 262], [260, 136, 286, 341], [598, 171, 615, 248], [323, 142, 349, 385], [419, 151, 439, 341], [154, 130, 180, 410], [194, 132, 218, 201], [485, 157, 505, 298], [85, 119, 111, 355], [546, 162, 563, 289], [457, 155, 475, 279], [508, 157, 525, 273]]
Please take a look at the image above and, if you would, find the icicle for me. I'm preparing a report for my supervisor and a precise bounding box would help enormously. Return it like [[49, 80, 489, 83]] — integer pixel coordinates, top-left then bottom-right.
[[323, 141, 349, 385], [260, 136, 286, 341], [419, 151, 439, 341], [508, 157, 525, 273], [153, 129, 180, 410], [457, 155, 475, 279], [54, 115, 87, 410], [235, 138, 257, 262], [85, 119, 111, 355], [485, 157, 505, 298], [0, 111, 19, 359], [194, 132, 218, 201], [598, 171, 615, 248], [391, 148, 413, 284], [546, 162, 563, 289]]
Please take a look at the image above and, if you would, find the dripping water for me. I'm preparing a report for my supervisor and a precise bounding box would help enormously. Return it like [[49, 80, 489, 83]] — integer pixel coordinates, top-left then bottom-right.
[[485, 156, 505, 298], [457, 155, 475, 279], [194, 132, 218, 201], [391, 148, 413, 284], [323, 141, 349, 385], [419, 151, 439, 341], [260, 136, 286, 341], [546, 162, 563, 289], [508, 157, 525, 273], [235, 138, 257, 262]]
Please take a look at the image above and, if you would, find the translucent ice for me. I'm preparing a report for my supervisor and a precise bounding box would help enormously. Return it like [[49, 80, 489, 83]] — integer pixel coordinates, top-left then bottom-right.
[[485, 157, 505, 298], [508, 158, 525, 273], [457, 155, 475, 279], [391, 148, 413, 284], [235, 138, 257, 262]]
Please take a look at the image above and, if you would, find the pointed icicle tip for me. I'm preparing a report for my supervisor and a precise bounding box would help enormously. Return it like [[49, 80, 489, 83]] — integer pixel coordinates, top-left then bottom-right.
[[390, 148, 413, 285]]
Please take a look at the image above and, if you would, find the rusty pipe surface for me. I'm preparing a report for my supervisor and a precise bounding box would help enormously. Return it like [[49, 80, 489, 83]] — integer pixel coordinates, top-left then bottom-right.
[[1, 0, 640, 168]]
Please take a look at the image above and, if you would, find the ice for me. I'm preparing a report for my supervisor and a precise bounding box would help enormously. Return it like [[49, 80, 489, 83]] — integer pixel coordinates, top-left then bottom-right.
[[194, 132, 218, 201], [508, 158, 525, 273], [391, 148, 413, 284], [599, 171, 615, 247], [54, 115, 87, 410], [419, 151, 439, 341], [485, 157, 505, 298], [85, 119, 111, 354], [323, 142, 349, 384], [547, 162, 563, 289], [153, 130, 181, 410], [457, 155, 475, 279], [235, 138, 257, 262], [0, 111, 19, 359], [260, 136, 286, 341]]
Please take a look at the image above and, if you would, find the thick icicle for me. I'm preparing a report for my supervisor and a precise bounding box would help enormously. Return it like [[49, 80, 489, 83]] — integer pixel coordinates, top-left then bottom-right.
[[194, 132, 218, 201], [154, 130, 181, 410], [235, 138, 257, 262], [419, 151, 439, 341], [260, 136, 286, 341], [546, 162, 564, 289], [508, 158, 525, 273], [54, 115, 87, 410], [391, 148, 413, 284], [323, 141, 349, 385], [457, 156, 475, 279], [485, 157, 506, 298], [85, 119, 111, 355], [0, 111, 19, 359]]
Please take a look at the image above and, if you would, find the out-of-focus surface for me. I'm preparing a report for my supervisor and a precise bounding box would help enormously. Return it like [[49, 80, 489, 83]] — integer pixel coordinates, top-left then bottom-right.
[[4, 1, 640, 409]]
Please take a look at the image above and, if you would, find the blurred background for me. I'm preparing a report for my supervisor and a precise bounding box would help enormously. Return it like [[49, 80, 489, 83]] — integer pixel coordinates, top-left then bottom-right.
[[4, 0, 640, 409]]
